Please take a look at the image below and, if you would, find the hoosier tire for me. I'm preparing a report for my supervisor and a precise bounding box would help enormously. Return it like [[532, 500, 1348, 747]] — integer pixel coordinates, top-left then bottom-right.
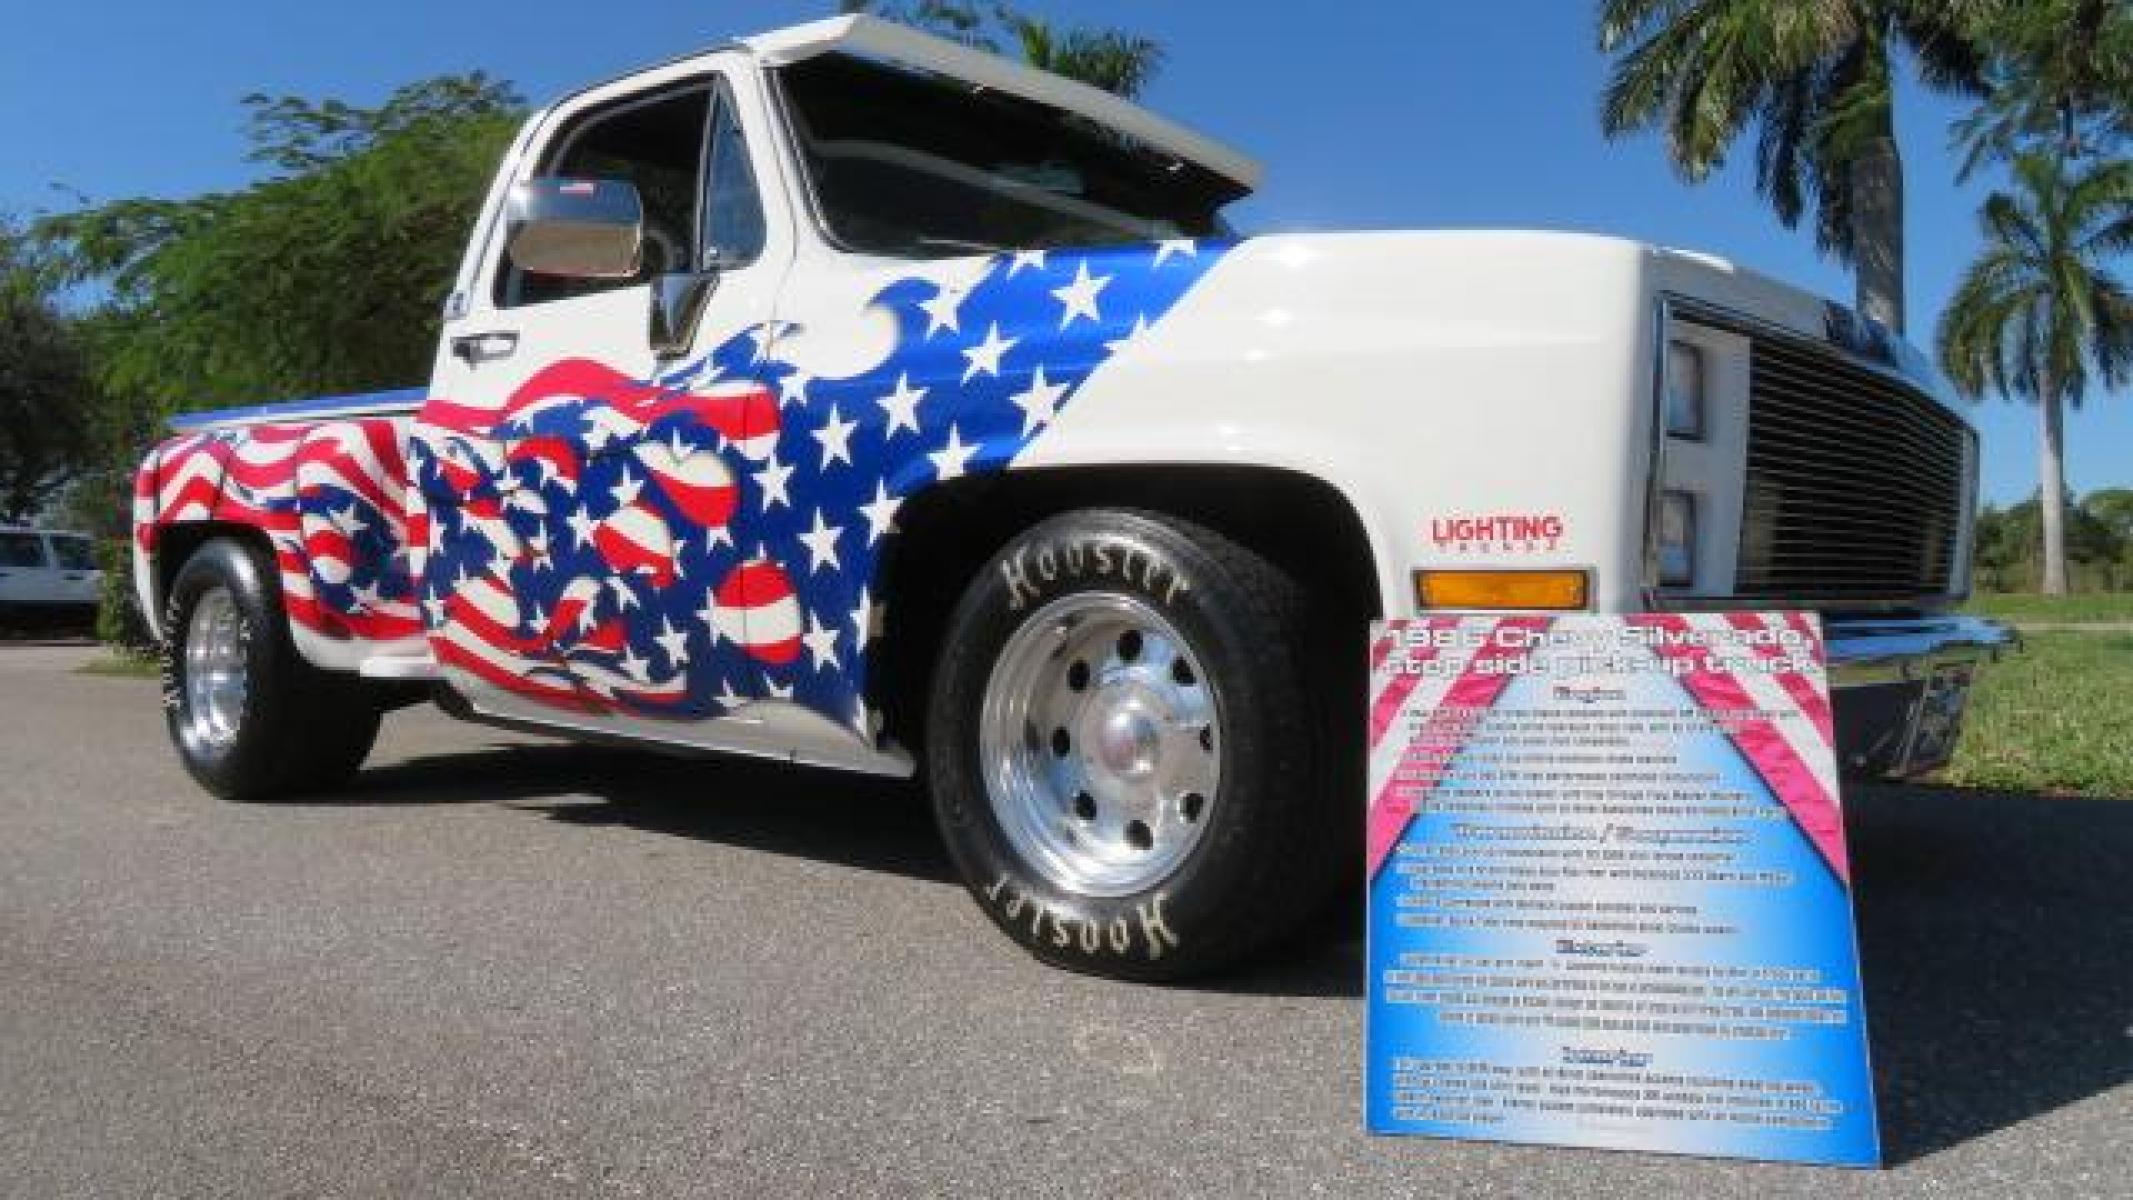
[[161, 537, 382, 800], [926, 509, 1347, 981]]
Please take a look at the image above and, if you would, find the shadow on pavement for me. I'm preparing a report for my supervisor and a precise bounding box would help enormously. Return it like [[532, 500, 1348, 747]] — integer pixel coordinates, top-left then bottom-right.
[[337, 741, 952, 885], [1849, 783, 2133, 1164], [330, 742, 2133, 1158]]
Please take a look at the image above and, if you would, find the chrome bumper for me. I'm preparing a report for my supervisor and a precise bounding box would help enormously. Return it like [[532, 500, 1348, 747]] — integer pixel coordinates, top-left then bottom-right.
[[1825, 615, 2017, 689], [1823, 615, 2016, 777]]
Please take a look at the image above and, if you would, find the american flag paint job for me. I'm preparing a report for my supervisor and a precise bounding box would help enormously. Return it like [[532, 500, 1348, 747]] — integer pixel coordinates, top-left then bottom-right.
[[138, 240, 1230, 739], [137, 416, 423, 647], [410, 240, 1228, 731]]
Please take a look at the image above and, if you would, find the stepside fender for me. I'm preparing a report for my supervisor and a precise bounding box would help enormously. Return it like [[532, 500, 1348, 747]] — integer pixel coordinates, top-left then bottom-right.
[[132, 418, 424, 669]]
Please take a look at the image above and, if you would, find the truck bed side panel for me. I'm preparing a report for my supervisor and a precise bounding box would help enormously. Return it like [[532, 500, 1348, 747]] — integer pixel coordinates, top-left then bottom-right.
[[135, 416, 424, 665]]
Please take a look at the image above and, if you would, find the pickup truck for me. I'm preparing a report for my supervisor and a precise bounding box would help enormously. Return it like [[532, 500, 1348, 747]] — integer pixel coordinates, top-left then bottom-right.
[[131, 15, 2011, 980]]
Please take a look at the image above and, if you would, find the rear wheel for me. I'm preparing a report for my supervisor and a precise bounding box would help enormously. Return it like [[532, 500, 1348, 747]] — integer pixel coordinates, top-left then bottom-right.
[[927, 509, 1348, 981], [162, 537, 381, 800]]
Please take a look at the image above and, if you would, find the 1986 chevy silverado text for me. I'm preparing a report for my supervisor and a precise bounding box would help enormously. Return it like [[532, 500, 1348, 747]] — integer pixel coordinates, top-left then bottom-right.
[[132, 16, 2010, 979]]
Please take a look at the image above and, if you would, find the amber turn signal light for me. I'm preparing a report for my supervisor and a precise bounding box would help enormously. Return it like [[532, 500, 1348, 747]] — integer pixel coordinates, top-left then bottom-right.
[[1414, 569, 1590, 611]]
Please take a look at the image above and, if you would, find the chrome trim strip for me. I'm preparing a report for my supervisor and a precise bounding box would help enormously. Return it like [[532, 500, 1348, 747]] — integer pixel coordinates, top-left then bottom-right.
[[1663, 294, 1953, 410], [1639, 295, 1672, 606], [1824, 615, 2016, 689]]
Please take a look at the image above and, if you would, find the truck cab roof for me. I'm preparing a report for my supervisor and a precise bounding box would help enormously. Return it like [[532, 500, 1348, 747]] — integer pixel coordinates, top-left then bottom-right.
[[688, 15, 1261, 195]]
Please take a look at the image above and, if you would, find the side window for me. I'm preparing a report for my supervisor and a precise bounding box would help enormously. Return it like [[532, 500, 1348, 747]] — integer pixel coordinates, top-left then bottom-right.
[[704, 87, 765, 269], [50, 536, 96, 571], [0, 532, 46, 569], [498, 86, 711, 309]]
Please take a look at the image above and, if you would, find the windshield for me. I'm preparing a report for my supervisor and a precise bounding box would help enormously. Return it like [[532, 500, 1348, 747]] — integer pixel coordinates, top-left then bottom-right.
[[775, 52, 1245, 259]]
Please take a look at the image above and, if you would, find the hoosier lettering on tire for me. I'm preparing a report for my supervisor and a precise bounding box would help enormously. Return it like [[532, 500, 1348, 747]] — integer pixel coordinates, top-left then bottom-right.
[[925, 509, 1346, 981]]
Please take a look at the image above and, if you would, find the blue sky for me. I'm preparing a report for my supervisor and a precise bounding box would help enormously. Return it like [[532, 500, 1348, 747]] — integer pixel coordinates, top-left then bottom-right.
[[3, 0, 2126, 505]]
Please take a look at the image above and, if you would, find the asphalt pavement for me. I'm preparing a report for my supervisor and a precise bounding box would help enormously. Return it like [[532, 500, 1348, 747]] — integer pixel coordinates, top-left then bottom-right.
[[1, 641, 2127, 1197]]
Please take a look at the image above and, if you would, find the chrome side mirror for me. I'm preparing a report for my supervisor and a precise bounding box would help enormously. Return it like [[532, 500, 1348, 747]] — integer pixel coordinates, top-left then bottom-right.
[[650, 272, 721, 359], [505, 177, 643, 278]]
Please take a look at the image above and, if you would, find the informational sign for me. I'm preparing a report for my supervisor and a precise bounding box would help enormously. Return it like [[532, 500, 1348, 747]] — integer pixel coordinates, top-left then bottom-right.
[[1364, 613, 1880, 1167]]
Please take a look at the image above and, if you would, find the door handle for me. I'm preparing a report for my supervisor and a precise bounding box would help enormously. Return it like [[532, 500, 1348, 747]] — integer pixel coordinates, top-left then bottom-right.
[[450, 331, 519, 364], [63, 573, 87, 581]]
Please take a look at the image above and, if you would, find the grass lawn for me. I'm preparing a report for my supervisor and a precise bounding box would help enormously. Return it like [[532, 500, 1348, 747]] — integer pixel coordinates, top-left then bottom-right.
[[1943, 630, 2133, 797], [1965, 592, 2133, 624]]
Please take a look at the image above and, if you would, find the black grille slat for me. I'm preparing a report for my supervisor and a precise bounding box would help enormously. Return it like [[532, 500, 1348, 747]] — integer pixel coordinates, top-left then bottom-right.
[[1732, 332, 1968, 601]]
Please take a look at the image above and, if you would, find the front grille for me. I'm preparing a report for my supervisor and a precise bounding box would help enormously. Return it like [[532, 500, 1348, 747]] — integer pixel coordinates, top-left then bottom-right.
[[1734, 334, 1970, 600]]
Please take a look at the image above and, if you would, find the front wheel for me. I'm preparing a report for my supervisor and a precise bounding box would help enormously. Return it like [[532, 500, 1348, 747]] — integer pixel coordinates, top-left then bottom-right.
[[162, 537, 381, 800], [926, 509, 1347, 981]]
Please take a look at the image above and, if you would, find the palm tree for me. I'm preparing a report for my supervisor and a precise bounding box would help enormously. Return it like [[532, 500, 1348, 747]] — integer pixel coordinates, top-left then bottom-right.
[[841, 3, 1164, 99], [1002, 15, 1163, 100], [1596, 1, 1984, 333], [1953, 0, 2133, 174], [1937, 152, 2133, 594]]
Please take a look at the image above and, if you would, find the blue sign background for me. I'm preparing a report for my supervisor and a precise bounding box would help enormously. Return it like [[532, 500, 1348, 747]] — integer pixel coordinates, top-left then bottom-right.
[[1365, 641, 1880, 1166]]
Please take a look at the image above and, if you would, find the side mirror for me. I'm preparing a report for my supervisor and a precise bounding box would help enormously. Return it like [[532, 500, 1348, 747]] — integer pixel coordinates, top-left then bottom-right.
[[650, 271, 721, 360], [505, 177, 643, 278]]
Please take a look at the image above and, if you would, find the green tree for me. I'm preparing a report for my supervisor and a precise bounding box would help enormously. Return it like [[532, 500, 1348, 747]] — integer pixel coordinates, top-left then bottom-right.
[[2086, 486, 2133, 545], [2084, 487, 2133, 586], [36, 74, 524, 418], [1971, 501, 2026, 591], [1596, 1, 1984, 332], [1937, 152, 2133, 594], [0, 222, 96, 522], [841, 2, 1164, 98]]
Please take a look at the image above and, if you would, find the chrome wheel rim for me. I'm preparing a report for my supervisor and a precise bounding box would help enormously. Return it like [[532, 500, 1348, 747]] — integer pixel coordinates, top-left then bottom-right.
[[980, 592, 1220, 897], [185, 586, 249, 751]]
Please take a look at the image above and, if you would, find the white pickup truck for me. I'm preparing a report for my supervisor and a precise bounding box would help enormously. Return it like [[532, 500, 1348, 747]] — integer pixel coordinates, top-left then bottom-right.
[[0, 526, 100, 632], [131, 15, 2010, 979]]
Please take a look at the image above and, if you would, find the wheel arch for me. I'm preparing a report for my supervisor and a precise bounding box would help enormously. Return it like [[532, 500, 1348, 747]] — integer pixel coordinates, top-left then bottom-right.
[[868, 463, 1385, 752], [150, 520, 278, 637]]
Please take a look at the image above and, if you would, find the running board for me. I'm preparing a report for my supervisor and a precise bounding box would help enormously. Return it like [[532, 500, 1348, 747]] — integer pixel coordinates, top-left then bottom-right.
[[357, 654, 440, 681]]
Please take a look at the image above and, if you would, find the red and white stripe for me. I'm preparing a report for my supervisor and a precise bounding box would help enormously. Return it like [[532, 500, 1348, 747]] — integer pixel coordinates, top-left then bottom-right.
[[678, 382, 781, 462], [708, 559, 802, 666], [542, 576, 606, 650], [155, 435, 231, 521], [634, 440, 738, 529], [1627, 612, 1847, 880], [1365, 616, 1548, 878], [594, 502, 676, 586], [508, 435, 582, 491]]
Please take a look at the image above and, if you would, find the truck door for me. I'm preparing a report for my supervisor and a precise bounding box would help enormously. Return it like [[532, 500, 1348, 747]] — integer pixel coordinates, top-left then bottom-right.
[[415, 66, 791, 728], [0, 530, 55, 621], [43, 534, 100, 612]]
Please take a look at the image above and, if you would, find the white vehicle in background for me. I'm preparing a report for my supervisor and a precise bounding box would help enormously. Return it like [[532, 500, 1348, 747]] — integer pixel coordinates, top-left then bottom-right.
[[129, 16, 2011, 980], [0, 527, 100, 633]]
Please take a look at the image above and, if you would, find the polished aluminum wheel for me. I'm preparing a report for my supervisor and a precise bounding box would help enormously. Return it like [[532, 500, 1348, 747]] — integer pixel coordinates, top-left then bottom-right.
[[184, 585, 249, 751], [980, 592, 1221, 897]]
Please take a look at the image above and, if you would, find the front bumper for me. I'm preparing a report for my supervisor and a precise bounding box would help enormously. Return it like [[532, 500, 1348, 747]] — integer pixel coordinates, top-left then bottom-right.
[[1825, 615, 2016, 777]]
